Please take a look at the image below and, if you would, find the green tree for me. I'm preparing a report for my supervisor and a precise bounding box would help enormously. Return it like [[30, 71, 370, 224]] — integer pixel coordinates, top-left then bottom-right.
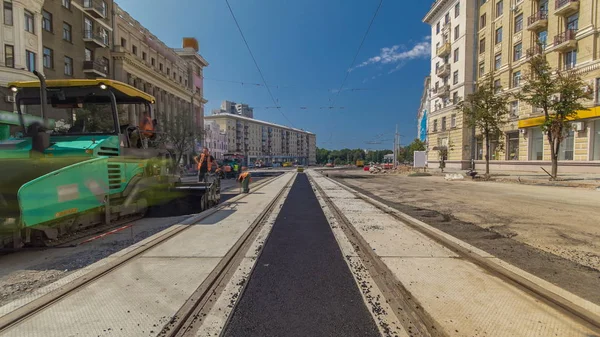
[[156, 110, 202, 170], [457, 75, 511, 177], [517, 54, 592, 179], [400, 138, 426, 164]]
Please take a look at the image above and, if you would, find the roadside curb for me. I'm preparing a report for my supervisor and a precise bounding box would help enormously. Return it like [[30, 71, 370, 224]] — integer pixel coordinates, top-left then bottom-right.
[[320, 172, 600, 330]]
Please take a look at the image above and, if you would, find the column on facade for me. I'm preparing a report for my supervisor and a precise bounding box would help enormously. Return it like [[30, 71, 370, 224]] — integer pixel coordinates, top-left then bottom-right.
[[127, 73, 136, 124], [34, 11, 43, 73]]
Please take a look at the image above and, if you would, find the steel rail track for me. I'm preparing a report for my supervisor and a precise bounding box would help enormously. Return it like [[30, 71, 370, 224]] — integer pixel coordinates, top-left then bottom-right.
[[313, 171, 600, 335], [0, 173, 286, 333]]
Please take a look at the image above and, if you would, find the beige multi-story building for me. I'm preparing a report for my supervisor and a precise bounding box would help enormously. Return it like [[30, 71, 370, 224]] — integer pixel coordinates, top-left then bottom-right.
[[424, 0, 478, 169], [476, 0, 600, 172], [205, 113, 317, 166], [111, 3, 207, 135]]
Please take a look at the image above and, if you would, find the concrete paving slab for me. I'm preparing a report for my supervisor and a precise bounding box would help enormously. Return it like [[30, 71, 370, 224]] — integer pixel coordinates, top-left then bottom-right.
[[1, 257, 221, 337], [381, 257, 597, 337]]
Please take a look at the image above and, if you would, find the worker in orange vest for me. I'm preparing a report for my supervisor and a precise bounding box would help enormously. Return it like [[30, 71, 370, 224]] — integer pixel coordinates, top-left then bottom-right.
[[238, 166, 251, 193], [132, 110, 154, 148], [195, 147, 217, 183]]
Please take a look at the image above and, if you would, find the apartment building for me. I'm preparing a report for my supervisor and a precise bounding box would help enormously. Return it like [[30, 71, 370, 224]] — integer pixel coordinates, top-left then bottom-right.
[[0, 0, 45, 113], [204, 121, 227, 161], [476, 0, 600, 172], [423, 0, 478, 169], [111, 3, 207, 132], [41, 0, 112, 82], [211, 100, 254, 118], [205, 113, 317, 166]]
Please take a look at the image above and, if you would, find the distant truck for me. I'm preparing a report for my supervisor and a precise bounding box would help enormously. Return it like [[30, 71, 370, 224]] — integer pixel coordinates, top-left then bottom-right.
[[356, 160, 364, 167]]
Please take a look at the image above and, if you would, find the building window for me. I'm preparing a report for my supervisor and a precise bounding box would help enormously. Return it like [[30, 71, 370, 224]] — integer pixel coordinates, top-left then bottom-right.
[[494, 79, 502, 93], [510, 100, 519, 117], [529, 128, 544, 160], [513, 43, 522, 61], [496, 0, 503, 17], [538, 30, 548, 49], [4, 44, 14, 68], [84, 17, 92, 38], [84, 48, 92, 61], [63, 22, 72, 42], [565, 50, 577, 69], [514, 13, 523, 33], [495, 54, 502, 70], [3, 1, 12, 26], [512, 71, 521, 87], [142, 51, 147, 61], [479, 38, 486, 54], [24, 10, 34, 33], [167, 68, 170, 75], [454, 25, 459, 41], [445, 12, 450, 24], [43, 47, 53, 69], [159, 63, 163, 71], [102, 57, 109, 73], [559, 130, 574, 160], [132, 45, 137, 55], [453, 70, 459, 84], [593, 119, 600, 160], [479, 62, 485, 78], [452, 92, 459, 104], [64, 56, 73, 76], [451, 114, 457, 128], [453, 48, 459, 62], [26, 50, 35, 71], [567, 13, 579, 31], [596, 78, 600, 104], [151, 57, 155, 66], [436, 22, 440, 34], [441, 117, 447, 131], [433, 120, 438, 132], [507, 132, 519, 160], [62, 0, 71, 9], [454, 3, 460, 17], [495, 27, 503, 44], [179, 76, 182, 83], [101, 28, 109, 45], [42, 10, 52, 32], [480, 13, 486, 29]]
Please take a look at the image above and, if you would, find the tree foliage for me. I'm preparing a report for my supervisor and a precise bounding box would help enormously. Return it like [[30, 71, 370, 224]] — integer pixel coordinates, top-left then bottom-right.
[[517, 54, 592, 179], [315, 147, 392, 165], [397, 138, 426, 163], [156, 110, 202, 169], [457, 75, 511, 176]]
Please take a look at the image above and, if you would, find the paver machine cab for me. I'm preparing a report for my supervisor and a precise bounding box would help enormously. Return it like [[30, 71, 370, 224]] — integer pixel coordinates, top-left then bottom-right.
[[0, 79, 219, 249]]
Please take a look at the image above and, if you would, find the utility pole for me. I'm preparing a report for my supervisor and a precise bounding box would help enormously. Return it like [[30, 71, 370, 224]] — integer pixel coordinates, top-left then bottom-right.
[[394, 124, 398, 169]]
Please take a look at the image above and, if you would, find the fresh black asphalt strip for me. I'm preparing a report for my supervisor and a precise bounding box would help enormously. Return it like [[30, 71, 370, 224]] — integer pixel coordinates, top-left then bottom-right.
[[223, 173, 380, 337]]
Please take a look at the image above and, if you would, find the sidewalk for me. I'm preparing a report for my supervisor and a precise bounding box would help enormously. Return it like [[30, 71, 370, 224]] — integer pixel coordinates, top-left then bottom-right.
[[426, 167, 600, 189]]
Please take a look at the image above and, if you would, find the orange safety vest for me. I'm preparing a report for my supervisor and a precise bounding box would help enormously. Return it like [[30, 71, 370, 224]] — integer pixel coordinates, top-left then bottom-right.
[[140, 116, 154, 137], [196, 153, 213, 171]]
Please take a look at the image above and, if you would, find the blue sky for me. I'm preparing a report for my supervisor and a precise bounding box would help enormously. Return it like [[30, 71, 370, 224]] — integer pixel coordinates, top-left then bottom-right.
[[118, 0, 433, 150]]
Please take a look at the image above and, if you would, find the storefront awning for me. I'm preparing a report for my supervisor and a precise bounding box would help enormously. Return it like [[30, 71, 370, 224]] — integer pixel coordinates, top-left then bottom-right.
[[518, 106, 600, 128]]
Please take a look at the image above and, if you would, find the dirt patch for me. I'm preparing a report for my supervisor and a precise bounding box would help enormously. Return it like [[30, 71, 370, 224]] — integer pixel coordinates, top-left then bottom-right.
[[0, 269, 67, 304], [333, 177, 600, 306]]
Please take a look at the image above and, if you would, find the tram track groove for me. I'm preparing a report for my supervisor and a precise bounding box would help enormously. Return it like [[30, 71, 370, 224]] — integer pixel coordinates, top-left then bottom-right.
[[313, 171, 600, 334], [0, 174, 285, 334]]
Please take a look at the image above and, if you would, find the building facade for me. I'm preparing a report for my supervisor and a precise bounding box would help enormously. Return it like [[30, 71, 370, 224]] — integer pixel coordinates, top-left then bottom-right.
[[204, 120, 227, 161], [211, 100, 254, 118], [418, 76, 431, 143], [0, 0, 45, 113], [41, 0, 113, 82], [475, 0, 600, 172], [205, 113, 317, 166], [424, 0, 478, 169]]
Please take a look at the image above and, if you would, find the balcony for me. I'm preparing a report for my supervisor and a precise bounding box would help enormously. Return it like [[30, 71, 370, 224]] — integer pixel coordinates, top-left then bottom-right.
[[555, 0, 579, 15], [553, 30, 577, 51], [83, 30, 108, 48], [434, 84, 450, 98], [436, 64, 451, 78], [526, 45, 545, 58], [83, 60, 108, 77], [527, 11, 548, 31], [436, 42, 451, 58], [83, 0, 107, 18]]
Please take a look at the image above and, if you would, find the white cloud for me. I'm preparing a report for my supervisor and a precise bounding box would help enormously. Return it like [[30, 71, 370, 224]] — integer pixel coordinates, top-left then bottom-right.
[[350, 38, 430, 72]]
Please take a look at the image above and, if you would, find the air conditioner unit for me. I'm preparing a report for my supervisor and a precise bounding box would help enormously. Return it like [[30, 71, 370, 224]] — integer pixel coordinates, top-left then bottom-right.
[[572, 121, 585, 132], [5, 96, 15, 103]]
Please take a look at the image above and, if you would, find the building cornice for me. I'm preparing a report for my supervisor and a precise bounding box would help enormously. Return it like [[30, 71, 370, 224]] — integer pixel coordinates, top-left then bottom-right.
[[423, 0, 453, 23], [206, 114, 314, 135]]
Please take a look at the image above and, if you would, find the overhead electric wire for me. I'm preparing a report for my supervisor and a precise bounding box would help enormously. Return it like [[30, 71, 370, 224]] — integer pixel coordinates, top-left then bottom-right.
[[224, 0, 295, 127], [330, 0, 384, 108]]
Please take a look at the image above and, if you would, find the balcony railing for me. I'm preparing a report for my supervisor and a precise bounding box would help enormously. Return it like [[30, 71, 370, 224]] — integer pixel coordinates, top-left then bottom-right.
[[436, 64, 451, 77], [83, 30, 108, 47], [83, 60, 108, 77], [83, 0, 107, 18], [436, 42, 451, 57], [527, 11, 548, 30], [434, 84, 450, 97], [526, 45, 545, 58], [555, 0, 579, 15], [553, 29, 577, 51]]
